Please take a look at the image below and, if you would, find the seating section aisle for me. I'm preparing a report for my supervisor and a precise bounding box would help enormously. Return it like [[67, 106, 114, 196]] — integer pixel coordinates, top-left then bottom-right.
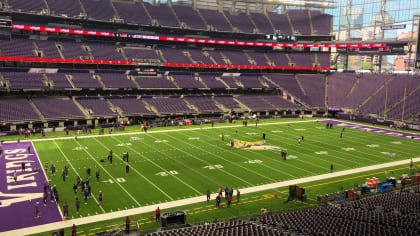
[[77, 98, 118, 117], [143, 97, 194, 114], [185, 96, 222, 113], [108, 97, 154, 116]]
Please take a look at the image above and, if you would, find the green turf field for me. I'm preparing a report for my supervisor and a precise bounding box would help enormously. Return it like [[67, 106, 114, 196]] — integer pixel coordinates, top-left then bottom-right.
[[32, 119, 420, 224]]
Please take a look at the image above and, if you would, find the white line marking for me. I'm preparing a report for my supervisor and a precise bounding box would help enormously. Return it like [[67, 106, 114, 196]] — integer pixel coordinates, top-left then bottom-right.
[[93, 137, 174, 201], [32, 142, 65, 219], [147, 133, 252, 186], [28, 120, 319, 143], [111, 135, 201, 195], [53, 141, 106, 213], [73, 139, 141, 207], [8, 155, 409, 236]]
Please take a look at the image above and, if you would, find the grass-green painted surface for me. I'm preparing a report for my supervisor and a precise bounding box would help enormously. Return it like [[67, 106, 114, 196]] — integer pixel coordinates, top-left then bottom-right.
[[29, 119, 420, 235]]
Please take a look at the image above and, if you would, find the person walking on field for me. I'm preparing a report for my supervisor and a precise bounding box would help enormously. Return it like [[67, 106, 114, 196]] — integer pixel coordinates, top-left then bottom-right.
[[155, 207, 161, 222], [34, 202, 40, 218], [125, 217, 131, 234], [237, 189, 240, 202], [63, 202, 69, 217], [71, 224, 77, 236]]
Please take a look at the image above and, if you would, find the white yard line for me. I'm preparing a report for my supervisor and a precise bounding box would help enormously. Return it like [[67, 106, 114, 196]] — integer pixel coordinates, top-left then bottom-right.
[[93, 137, 174, 201], [32, 142, 65, 219], [203, 128, 321, 175], [53, 141, 106, 214], [110, 135, 202, 195], [146, 132, 252, 186], [176, 131, 290, 180], [5, 157, 419, 236], [73, 139, 141, 207], [257, 125, 384, 166], [163, 131, 276, 183], [23, 120, 319, 143]]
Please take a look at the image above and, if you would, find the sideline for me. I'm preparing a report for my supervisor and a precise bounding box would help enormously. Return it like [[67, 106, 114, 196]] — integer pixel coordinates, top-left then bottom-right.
[[4, 120, 319, 143], [4, 157, 419, 236]]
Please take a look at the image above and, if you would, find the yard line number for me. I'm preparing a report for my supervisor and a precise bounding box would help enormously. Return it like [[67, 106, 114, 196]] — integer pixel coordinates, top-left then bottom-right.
[[203, 164, 223, 170], [103, 178, 126, 184], [155, 170, 179, 176]]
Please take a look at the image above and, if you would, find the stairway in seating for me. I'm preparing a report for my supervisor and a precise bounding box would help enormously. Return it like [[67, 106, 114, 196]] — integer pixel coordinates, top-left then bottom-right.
[[28, 99, 46, 121], [196, 8, 210, 30], [168, 2, 182, 28], [139, 1, 154, 24], [94, 74, 107, 89], [346, 74, 362, 97], [285, 54, 293, 66], [55, 42, 65, 59], [203, 51, 218, 65], [117, 48, 128, 61], [155, 49, 167, 63], [41, 74, 52, 88], [219, 51, 231, 65], [294, 75, 307, 96], [221, 11, 235, 32], [109, 0, 120, 19], [307, 10, 315, 35], [107, 100, 123, 116], [215, 76, 230, 89], [357, 75, 395, 110], [130, 76, 141, 89], [41, 0, 50, 13], [263, 53, 274, 66], [76, 0, 87, 16], [244, 52, 256, 65], [65, 74, 77, 89], [183, 51, 195, 63], [265, 12, 277, 34], [141, 99, 158, 114], [84, 45, 94, 60], [232, 77, 244, 89], [72, 97, 91, 119], [384, 84, 420, 113], [0, 73, 10, 91], [166, 75, 180, 89], [213, 99, 230, 112], [285, 11, 296, 34], [247, 13, 259, 34], [262, 75, 311, 109], [259, 77, 270, 88], [233, 96, 251, 112], [196, 76, 209, 89], [182, 98, 199, 113]]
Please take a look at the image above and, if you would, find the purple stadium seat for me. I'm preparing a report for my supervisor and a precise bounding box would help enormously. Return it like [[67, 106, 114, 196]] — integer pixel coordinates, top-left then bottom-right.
[[0, 98, 40, 122]]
